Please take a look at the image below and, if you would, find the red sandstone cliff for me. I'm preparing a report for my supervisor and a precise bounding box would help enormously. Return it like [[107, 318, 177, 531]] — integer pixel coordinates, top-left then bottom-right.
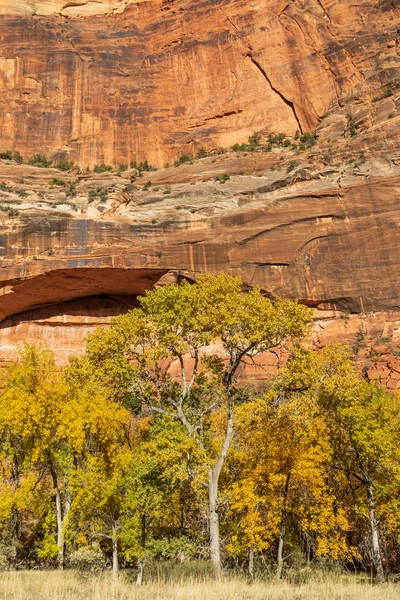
[[1, 0, 400, 387], [0, 0, 399, 167]]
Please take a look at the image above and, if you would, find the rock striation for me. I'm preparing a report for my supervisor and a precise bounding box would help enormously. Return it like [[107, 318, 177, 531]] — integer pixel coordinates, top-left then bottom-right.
[[1, 0, 400, 386], [0, 0, 399, 166]]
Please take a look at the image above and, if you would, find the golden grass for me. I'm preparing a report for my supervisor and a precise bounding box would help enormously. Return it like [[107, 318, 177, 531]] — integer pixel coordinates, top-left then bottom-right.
[[0, 571, 398, 600]]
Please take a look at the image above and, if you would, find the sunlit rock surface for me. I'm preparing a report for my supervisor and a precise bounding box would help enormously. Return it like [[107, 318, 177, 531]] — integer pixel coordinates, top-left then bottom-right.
[[0, 0, 399, 166], [1, 0, 400, 387]]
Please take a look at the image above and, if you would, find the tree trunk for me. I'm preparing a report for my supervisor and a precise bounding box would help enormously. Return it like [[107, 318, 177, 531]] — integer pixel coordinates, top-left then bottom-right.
[[207, 401, 235, 572], [248, 546, 254, 580], [50, 467, 70, 570], [367, 482, 384, 581], [112, 525, 119, 579], [276, 535, 284, 581], [208, 468, 221, 571], [276, 473, 291, 580], [136, 559, 144, 586], [54, 486, 64, 569]]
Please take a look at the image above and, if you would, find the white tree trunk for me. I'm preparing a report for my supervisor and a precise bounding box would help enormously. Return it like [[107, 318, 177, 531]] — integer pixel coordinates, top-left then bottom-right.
[[136, 560, 144, 586], [276, 473, 290, 580], [112, 526, 119, 579], [248, 546, 254, 579], [367, 482, 384, 581], [276, 534, 284, 580], [207, 402, 235, 572], [51, 468, 71, 571], [54, 487, 64, 570], [208, 468, 221, 570]]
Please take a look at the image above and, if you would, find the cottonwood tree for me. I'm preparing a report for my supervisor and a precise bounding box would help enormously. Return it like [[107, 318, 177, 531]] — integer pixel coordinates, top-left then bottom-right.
[[120, 417, 204, 585], [276, 345, 400, 581], [226, 392, 354, 579], [84, 273, 311, 570], [0, 345, 133, 571], [59, 378, 133, 577], [0, 346, 71, 568]]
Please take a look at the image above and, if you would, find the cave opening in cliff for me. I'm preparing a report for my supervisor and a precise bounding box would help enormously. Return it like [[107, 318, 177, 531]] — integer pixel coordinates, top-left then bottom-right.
[[0, 267, 176, 363]]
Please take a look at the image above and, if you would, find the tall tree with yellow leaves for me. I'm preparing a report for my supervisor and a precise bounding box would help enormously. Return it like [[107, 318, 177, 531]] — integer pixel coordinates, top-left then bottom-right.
[[0, 346, 70, 568], [59, 379, 133, 577], [225, 391, 355, 578], [82, 274, 312, 570], [276, 344, 400, 581], [0, 345, 134, 571]]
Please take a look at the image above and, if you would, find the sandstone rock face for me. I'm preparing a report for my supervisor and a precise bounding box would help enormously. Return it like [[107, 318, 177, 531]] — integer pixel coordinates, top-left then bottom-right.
[[1, 0, 400, 382], [0, 1, 144, 17], [2, 128, 400, 319], [0, 0, 399, 167]]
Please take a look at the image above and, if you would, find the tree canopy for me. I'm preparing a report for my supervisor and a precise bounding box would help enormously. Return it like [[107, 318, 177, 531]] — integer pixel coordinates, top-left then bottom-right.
[[0, 275, 399, 582]]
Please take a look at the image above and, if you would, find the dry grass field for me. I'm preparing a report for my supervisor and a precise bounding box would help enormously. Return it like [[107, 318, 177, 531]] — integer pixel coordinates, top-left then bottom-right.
[[0, 571, 398, 600]]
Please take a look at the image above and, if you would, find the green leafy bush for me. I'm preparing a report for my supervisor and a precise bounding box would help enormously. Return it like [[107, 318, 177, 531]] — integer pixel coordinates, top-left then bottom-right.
[[15, 188, 28, 197], [130, 160, 157, 174], [0, 205, 20, 217], [55, 160, 75, 172], [299, 132, 317, 148], [215, 173, 230, 183], [0, 150, 23, 163], [174, 154, 193, 167], [88, 187, 110, 202], [373, 87, 393, 102], [29, 154, 53, 168], [65, 184, 76, 198], [93, 164, 113, 173]]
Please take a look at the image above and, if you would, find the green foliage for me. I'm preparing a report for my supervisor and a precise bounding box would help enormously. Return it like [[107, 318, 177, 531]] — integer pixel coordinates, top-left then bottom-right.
[[36, 511, 59, 561], [29, 154, 53, 168], [49, 178, 66, 187], [130, 160, 157, 179], [248, 132, 261, 147], [68, 545, 107, 577], [55, 161, 75, 172], [93, 164, 113, 173], [0, 182, 12, 193], [232, 131, 290, 154], [0, 150, 23, 163], [88, 187, 110, 203], [299, 132, 317, 148], [0, 205, 20, 217], [65, 184, 76, 198], [267, 132, 286, 146], [215, 173, 230, 183], [196, 148, 209, 159], [83, 274, 311, 414], [174, 154, 193, 167], [346, 114, 357, 138], [373, 87, 393, 102]]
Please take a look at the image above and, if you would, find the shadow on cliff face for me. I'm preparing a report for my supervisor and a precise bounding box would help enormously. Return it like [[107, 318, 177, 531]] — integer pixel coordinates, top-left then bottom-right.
[[0, 294, 141, 365], [0, 294, 139, 328], [0, 267, 174, 322], [0, 267, 179, 363]]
